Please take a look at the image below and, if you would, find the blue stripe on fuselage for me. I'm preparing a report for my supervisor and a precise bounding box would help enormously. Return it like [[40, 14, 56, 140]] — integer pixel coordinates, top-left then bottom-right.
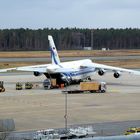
[[62, 67, 95, 77], [50, 50, 95, 76]]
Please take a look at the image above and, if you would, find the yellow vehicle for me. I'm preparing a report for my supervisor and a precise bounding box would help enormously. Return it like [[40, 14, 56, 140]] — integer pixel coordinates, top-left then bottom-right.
[[124, 127, 140, 135], [16, 82, 22, 90], [25, 82, 33, 89], [62, 81, 106, 94]]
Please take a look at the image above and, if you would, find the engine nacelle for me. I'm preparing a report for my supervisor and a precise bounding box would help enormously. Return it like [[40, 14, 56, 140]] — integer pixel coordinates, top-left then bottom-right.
[[114, 71, 121, 78], [34, 72, 42, 77], [98, 69, 106, 76]]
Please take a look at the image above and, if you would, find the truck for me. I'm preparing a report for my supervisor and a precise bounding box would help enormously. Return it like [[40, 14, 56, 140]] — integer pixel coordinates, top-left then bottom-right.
[[43, 79, 59, 89], [62, 81, 106, 94], [124, 127, 140, 135]]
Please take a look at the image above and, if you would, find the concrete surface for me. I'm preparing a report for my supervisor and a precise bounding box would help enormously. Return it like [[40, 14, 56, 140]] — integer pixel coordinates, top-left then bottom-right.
[[0, 72, 139, 133], [0, 55, 140, 62]]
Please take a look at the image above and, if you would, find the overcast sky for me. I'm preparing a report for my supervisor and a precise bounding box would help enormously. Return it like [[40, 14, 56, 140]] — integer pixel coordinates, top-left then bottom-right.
[[0, 0, 140, 29]]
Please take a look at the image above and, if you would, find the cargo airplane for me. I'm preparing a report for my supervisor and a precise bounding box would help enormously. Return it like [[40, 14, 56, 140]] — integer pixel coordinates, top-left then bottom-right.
[[1, 35, 140, 85]]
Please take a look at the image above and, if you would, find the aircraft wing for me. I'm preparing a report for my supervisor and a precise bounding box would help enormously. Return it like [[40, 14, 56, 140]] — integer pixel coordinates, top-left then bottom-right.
[[17, 66, 78, 73], [82, 62, 140, 75], [47, 67, 79, 73], [0, 64, 50, 73], [0, 64, 79, 74], [16, 67, 47, 73], [0, 68, 17, 72]]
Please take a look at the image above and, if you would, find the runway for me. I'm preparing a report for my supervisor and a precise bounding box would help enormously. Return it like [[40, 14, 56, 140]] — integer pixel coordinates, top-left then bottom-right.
[[0, 72, 140, 136], [0, 55, 140, 62]]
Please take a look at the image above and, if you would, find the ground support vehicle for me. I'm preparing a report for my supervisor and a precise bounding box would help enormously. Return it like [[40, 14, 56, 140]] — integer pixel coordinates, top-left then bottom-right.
[[62, 81, 106, 94], [0, 81, 5, 92], [16, 82, 22, 90], [25, 82, 33, 89], [43, 79, 59, 89], [124, 127, 140, 135]]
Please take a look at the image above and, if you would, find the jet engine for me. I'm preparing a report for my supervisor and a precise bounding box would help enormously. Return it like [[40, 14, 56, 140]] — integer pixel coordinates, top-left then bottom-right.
[[98, 69, 106, 76], [114, 71, 121, 78], [34, 72, 42, 77]]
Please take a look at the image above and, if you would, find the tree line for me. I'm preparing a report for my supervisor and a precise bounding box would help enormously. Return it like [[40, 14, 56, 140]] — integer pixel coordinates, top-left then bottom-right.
[[0, 28, 140, 51]]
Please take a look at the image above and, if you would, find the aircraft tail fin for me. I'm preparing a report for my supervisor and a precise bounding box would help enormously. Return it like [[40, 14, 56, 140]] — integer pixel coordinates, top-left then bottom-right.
[[48, 35, 60, 65]]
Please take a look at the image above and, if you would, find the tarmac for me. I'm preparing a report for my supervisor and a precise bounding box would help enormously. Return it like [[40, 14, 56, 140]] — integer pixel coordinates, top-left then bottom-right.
[[0, 71, 140, 136], [0, 55, 140, 62]]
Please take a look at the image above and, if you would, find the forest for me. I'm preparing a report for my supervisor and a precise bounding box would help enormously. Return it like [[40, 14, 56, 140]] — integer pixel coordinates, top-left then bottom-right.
[[0, 28, 140, 51]]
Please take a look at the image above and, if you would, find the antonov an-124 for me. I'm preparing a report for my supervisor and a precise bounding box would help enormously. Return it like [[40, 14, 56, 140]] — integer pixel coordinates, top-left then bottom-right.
[[1, 35, 140, 85]]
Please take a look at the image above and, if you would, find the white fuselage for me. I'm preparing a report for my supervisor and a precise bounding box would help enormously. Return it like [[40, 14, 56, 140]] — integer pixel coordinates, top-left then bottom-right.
[[47, 59, 96, 81]]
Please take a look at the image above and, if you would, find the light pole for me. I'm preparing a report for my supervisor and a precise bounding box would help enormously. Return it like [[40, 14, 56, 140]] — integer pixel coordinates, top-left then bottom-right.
[[64, 88, 68, 134], [64, 79, 70, 135]]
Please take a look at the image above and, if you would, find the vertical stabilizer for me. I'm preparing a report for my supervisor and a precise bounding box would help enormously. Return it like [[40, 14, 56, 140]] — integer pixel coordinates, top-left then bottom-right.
[[48, 35, 60, 65]]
